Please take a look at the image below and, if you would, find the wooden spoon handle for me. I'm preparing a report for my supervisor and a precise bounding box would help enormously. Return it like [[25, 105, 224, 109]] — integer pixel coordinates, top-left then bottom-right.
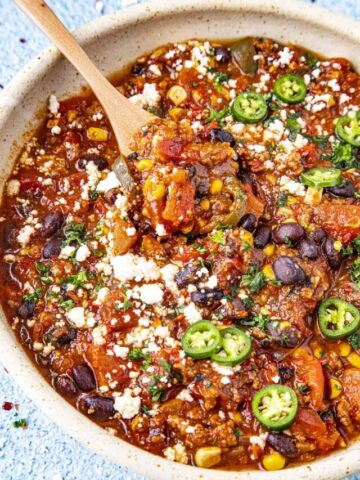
[[13, 0, 154, 155]]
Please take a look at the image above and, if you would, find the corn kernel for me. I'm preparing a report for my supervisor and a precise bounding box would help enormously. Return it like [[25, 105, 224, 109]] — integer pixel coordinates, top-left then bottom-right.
[[232, 412, 243, 425], [131, 416, 141, 431], [262, 453, 286, 471], [169, 107, 185, 121], [280, 321, 291, 330], [328, 95, 336, 107], [287, 196, 297, 205], [263, 264, 275, 281], [263, 244, 275, 257], [144, 179, 167, 200], [194, 447, 222, 468], [314, 347, 325, 359], [47, 119, 58, 128], [151, 183, 167, 200], [348, 352, 360, 368], [167, 85, 187, 106], [181, 224, 194, 234], [304, 186, 323, 206], [136, 159, 153, 171], [329, 378, 343, 399], [333, 240, 343, 252], [67, 110, 77, 122], [339, 342, 351, 357], [87, 127, 109, 142], [240, 230, 254, 247], [200, 198, 210, 211], [210, 179, 223, 195], [283, 217, 297, 224]]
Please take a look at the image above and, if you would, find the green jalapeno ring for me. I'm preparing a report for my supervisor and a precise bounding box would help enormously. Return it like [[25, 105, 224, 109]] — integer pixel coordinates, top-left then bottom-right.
[[335, 113, 360, 147], [274, 74, 307, 104], [318, 297, 360, 339], [181, 320, 222, 359], [211, 327, 252, 366], [231, 92, 268, 124], [301, 167, 342, 188], [252, 384, 298, 431]]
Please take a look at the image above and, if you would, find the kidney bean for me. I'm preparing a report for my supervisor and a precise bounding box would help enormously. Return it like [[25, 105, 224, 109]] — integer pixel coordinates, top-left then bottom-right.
[[309, 228, 327, 244], [160, 384, 184, 402], [325, 181, 355, 198], [17, 300, 35, 320], [72, 364, 96, 392], [53, 374, 77, 397], [214, 47, 232, 64], [208, 128, 235, 147], [272, 222, 305, 245], [253, 225, 271, 248], [322, 237, 342, 269], [191, 289, 224, 306], [273, 256, 306, 285], [239, 213, 256, 232], [77, 154, 109, 171], [131, 62, 146, 76], [267, 432, 299, 459], [298, 239, 319, 260], [47, 326, 76, 346], [42, 237, 62, 259], [41, 211, 64, 238], [81, 395, 115, 421], [279, 367, 295, 383]]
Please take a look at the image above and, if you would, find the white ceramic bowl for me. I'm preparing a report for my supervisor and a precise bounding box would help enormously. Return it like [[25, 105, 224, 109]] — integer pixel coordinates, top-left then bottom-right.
[[1, 1, 360, 478]]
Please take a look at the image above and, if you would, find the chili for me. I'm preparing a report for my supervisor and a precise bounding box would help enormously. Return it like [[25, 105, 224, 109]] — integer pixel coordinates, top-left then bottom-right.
[[335, 113, 360, 147], [318, 297, 360, 339], [231, 92, 268, 123], [301, 167, 342, 187], [181, 321, 222, 359], [252, 385, 298, 431], [211, 327, 252, 366], [274, 74, 307, 104]]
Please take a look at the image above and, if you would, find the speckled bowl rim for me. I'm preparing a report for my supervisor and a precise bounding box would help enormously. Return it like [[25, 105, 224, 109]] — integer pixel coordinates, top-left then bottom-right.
[[1, 1, 360, 479]]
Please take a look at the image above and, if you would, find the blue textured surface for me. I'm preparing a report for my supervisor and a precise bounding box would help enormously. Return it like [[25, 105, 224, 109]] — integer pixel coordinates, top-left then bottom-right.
[[0, 0, 360, 479]]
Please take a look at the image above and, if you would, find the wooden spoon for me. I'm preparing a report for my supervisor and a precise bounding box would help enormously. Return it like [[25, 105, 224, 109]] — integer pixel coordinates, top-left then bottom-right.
[[14, 0, 156, 192]]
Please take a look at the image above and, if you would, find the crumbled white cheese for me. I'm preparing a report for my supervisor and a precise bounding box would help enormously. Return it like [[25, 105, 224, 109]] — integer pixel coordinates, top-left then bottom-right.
[[113, 388, 141, 419], [76, 244, 91, 262], [111, 253, 161, 283], [96, 171, 120, 192], [249, 433, 268, 449], [67, 307, 86, 329], [92, 325, 107, 345], [163, 443, 188, 464], [279, 175, 306, 196], [161, 263, 179, 293], [129, 83, 160, 108], [59, 245, 76, 259], [113, 345, 129, 358], [51, 125, 61, 135], [183, 302, 202, 323], [48, 94, 59, 115], [17, 225, 35, 247], [155, 224, 167, 237], [139, 284, 164, 304]]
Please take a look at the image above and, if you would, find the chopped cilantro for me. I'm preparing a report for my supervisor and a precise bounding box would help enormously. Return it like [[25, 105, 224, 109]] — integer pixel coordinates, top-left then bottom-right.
[[348, 333, 360, 350], [210, 229, 226, 246], [148, 376, 165, 401], [35, 261, 52, 285], [277, 193, 289, 207], [305, 51, 319, 69], [209, 68, 229, 92], [241, 264, 266, 293], [140, 404, 151, 416], [62, 223, 86, 246], [23, 288, 42, 303], [341, 235, 360, 256], [193, 242, 207, 254], [89, 190, 99, 201], [62, 270, 91, 289], [233, 427, 242, 438], [128, 348, 151, 370], [13, 417, 27, 429], [286, 113, 302, 141], [159, 359, 172, 374], [59, 298, 74, 310], [252, 312, 269, 331], [303, 133, 329, 147], [94, 219, 106, 239], [298, 384, 311, 395], [350, 258, 360, 289], [323, 142, 358, 170]]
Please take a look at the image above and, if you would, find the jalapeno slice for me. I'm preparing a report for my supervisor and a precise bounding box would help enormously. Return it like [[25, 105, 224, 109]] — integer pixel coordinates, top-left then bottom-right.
[[211, 327, 252, 366], [335, 113, 360, 147], [301, 167, 342, 187], [318, 297, 360, 339], [274, 74, 307, 104], [181, 320, 222, 359], [252, 385, 298, 431], [231, 92, 268, 123]]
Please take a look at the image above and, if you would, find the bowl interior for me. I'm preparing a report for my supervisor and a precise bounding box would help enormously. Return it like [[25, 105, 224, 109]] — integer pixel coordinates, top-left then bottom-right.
[[0, 1, 360, 479]]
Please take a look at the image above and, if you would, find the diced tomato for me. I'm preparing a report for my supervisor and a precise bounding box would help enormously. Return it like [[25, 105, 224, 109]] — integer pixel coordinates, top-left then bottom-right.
[[19, 178, 42, 193], [86, 346, 129, 388], [162, 179, 195, 226], [292, 348, 325, 410], [341, 368, 360, 412], [171, 245, 202, 263], [313, 205, 360, 243], [158, 139, 185, 160], [242, 184, 264, 218], [293, 408, 339, 451]]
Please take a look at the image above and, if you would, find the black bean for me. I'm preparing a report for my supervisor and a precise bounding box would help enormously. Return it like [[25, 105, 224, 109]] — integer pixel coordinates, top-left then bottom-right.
[[184, 163, 197, 178], [48, 327, 77, 346], [214, 47, 232, 64], [53, 374, 77, 397], [298, 239, 319, 260], [72, 364, 96, 392], [273, 256, 306, 285], [191, 289, 224, 306], [81, 395, 115, 421], [175, 263, 201, 288], [42, 237, 62, 259], [41, 211, 64, 238], [310, 228, 327, 244], [208, 128, 235, 147], [253, 225, 271, 248], [279, 367, 294, 383], [160, 385, 184, 402], [77, 154, 109, 171], [131, 62, 146, 76], [272, 222, 305, 245], [17, 300, 35, 320], [267, 432, 299, 459], [239, 213, 256, 232], [322, 237, 342, 269], [237, 171, 253, 186], [325, 181, 355, 198]]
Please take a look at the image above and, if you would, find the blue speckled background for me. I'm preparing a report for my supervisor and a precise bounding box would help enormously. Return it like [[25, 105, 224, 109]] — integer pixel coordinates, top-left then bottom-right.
[[0, 0, 360, 478]]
